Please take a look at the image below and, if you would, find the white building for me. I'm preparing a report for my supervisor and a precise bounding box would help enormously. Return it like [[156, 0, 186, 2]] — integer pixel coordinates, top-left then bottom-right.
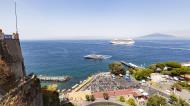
[[150, 73, 166, 83], [181, 62, 190, 67]]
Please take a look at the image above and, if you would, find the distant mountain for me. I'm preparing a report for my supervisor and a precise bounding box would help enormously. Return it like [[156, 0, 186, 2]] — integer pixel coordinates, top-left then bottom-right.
[[137, 33, 176, 40]]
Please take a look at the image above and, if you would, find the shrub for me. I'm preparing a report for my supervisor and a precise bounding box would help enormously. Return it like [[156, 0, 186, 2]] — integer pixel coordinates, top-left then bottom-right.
[[147, 95, 167, 106], [85, 95, 90, 101], [170, 94, 189, 106], [109, 62, 126, 75], [156, 63, 165, 70], [90, 95, 95, 101], [119, 96, 125, 102], [134, 68, 153, 80], [178, 81, 190, 91], [170, 94, 178, 103], [127, 98, 137, 106], [164, 61, 181, 68]]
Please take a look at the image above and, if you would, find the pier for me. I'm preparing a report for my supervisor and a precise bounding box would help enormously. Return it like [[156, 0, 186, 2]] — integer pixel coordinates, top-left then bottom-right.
[[37, 75, 71, 82], [120, 61, 143, 69]]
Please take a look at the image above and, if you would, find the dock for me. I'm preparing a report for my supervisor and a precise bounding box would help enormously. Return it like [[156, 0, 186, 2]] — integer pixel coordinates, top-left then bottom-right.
[[120, 61, 144, 69], [37, 75, 71, 82]]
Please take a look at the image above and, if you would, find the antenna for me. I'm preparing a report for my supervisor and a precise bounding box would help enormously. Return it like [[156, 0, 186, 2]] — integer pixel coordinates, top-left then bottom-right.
[[14, 0, 18, 33]]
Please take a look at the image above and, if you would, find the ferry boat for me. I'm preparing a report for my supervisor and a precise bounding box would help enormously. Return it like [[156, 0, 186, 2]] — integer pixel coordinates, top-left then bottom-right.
[[110, 39, 135, 45], [84, 54, 112, 60]]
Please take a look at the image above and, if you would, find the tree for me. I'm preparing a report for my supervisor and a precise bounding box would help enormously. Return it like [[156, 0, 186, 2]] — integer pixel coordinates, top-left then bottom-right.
[[148, 64, 157, 71], [164, 61, 181, 68], [103, 93, 109, 100], [109, 62, 126, 75], [127, 98, 137, 106], [147, 95, 167, 106], [170, 94, 189, 106], [134, 68, 153, 80], [170, 94, 178, 104], [85, 95, 90, 101], [119, 96, 125, 102], [42, 91, 60, 106], [90, 95, 95, 101], [156, 63, 165, 70]]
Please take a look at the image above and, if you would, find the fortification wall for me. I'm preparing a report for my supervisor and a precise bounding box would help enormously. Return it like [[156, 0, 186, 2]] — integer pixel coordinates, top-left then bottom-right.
[[0, 76, 43, 106], [0, 39, 25, 79]]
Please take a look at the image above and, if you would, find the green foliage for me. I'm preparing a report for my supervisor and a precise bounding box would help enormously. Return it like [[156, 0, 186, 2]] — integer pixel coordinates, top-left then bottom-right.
[[109, 62, 126, 75], [156, 63, 165, 70], [42, 91, 60, 106], [164, 61, 181, 68], [85, 95, 90, 101], [177, 81, 190, 91], [90, 95, 95, 101], [177, 98, 189, 106], [127, 98, 137, 106], [119, 96, 125, 102], [170, 94, 189, 106], [170, 94, 178, 103], [133, 68, 153, 80], [147, 95, 167, 106], [156, 61, 181, 69], [150, 61, 190, 77], [148, 64, 157, 70], [103, 93, 109, 100]]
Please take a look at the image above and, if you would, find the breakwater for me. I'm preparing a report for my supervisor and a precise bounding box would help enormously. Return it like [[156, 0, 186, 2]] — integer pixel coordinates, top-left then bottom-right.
[[38, 75, 71, 82]]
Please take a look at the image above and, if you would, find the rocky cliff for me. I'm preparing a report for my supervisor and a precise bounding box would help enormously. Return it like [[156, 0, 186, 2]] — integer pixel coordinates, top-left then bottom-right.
[[0, 75, 43, 106], [0, 39, 43, 106]]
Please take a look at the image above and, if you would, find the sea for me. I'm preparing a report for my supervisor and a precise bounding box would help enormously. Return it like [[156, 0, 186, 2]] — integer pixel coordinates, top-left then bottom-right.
[[21, 40, 190, 89]]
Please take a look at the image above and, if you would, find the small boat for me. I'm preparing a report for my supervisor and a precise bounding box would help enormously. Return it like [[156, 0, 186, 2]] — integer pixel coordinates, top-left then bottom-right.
[[84, 54, 112, 60], [110, 39, 135, 45]]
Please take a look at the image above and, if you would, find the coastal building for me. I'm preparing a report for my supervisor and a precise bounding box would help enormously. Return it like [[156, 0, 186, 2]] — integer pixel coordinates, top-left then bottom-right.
[[181, 62, 190, 67], [150, 73, 166, 83]]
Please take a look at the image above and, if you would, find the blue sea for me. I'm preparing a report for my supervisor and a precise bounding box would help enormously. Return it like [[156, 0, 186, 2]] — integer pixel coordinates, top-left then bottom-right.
[[21, 40, 190, 89]]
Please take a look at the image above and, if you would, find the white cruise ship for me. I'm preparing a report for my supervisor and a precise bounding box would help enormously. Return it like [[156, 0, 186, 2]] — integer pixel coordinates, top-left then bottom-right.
[[110, 39, 135, 45]]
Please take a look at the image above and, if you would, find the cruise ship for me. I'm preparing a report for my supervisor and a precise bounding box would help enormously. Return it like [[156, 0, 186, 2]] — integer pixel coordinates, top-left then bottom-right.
[[110, 39, 135, 45], [84, 54, 112, 60]]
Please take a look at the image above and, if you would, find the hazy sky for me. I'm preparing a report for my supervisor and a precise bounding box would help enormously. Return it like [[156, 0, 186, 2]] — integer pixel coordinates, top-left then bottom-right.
[[0, 0, 190, 40]]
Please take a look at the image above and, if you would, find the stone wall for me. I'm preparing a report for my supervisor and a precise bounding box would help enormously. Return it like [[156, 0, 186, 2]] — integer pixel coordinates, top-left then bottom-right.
[[0, 39, 25, 79]]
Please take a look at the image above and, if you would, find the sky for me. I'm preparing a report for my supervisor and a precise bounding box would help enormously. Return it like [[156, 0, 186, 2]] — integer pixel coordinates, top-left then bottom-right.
[[0, 0, 190, 40]]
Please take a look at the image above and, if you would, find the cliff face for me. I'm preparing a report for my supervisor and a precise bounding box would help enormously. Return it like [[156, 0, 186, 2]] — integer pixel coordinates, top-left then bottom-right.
[[0, 76, 43, 106], [0, 39, 43, 106]]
